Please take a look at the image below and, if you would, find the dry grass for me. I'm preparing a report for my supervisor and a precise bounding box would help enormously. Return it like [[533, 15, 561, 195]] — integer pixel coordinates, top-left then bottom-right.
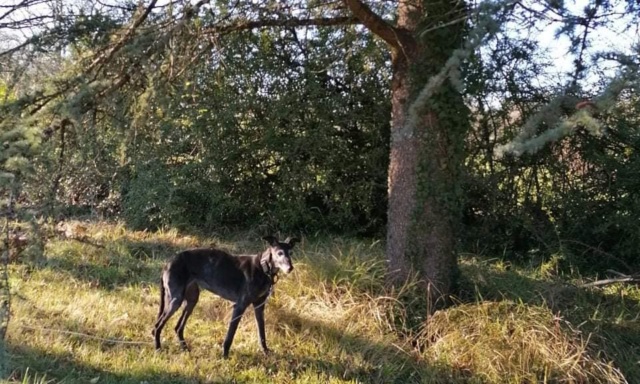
[[421, 301, 625, 383], [1, 221, 636, 383]]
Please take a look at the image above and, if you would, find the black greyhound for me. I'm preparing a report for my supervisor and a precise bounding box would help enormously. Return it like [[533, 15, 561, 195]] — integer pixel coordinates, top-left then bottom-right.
[[152, 236, 298, 357]]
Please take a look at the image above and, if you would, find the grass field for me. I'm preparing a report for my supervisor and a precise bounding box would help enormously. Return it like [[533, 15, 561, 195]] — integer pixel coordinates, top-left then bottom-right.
[[2, 221, 639, 383]]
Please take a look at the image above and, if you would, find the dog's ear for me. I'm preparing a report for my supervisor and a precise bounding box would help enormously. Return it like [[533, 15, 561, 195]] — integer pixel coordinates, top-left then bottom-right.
[[285, 237, 300, 248], [262, 236, 278, 246]]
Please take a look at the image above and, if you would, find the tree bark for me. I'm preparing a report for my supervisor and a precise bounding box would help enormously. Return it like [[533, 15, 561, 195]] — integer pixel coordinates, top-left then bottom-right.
[[346, 0, 468, 309]]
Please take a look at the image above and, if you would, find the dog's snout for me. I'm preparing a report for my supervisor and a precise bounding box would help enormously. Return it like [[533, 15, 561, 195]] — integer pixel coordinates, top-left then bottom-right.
[[285, 265, 293, 274]]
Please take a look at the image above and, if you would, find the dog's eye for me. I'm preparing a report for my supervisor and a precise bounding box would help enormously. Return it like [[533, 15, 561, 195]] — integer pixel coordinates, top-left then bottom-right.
[[277, 251, 285, 257]]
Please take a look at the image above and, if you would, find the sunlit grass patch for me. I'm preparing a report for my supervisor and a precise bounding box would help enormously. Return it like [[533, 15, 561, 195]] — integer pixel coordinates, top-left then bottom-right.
[[458, 253, 640, 382], [420, 301, 626, 383]]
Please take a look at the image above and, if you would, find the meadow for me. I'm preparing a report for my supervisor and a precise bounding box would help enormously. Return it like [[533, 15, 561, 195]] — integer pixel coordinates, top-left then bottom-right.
[[3, 221, 639, 383]]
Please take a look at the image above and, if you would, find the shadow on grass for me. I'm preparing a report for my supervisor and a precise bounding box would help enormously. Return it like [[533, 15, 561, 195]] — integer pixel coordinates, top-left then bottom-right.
[[266, 307, 475, 384], [8, 321, 272, 384], [5, 343, 202, 384], [6, 302, 469, 384], [17, 223, 262, 292]]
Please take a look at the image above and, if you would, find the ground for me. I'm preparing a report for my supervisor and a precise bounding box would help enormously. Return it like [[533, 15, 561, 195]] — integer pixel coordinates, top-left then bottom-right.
[[2, 221, 637, 383]]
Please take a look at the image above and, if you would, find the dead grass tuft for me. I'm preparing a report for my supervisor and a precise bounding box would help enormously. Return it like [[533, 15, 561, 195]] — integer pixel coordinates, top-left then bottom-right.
[[420, 301, 626, 383]]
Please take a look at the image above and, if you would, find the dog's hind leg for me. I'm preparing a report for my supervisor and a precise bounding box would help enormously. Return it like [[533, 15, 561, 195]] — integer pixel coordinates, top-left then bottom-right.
[[174, 282, 200, 350], [153, 282, 185, 350]]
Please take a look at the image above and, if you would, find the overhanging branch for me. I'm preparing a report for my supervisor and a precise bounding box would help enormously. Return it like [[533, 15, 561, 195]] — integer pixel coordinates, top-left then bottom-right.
[[343, 0, 404, 50], [88, 0, 161, 71], [202, 16, 360, 35]]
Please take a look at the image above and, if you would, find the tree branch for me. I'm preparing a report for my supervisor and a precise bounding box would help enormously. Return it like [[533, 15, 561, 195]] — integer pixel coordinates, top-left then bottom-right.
[[580, 269, 640, 287], [342, 0, 402, 49], [0, 0, 48, 22], [202, 16, 360, 35], [88, 0, 160, 72], [582, 275, 640, 287], [0, 39, 32, 57]]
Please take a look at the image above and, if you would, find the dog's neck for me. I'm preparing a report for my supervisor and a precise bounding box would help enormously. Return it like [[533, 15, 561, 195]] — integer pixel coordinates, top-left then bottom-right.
[[259, 249, 277, 283]]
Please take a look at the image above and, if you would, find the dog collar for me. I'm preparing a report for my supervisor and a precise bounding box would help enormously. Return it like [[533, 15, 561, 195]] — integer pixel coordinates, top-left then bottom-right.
[[260, 253, 278, 284]]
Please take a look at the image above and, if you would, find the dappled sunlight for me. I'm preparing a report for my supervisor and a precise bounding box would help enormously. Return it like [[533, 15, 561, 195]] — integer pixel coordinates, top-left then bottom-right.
[[4, 224, 640, 382]]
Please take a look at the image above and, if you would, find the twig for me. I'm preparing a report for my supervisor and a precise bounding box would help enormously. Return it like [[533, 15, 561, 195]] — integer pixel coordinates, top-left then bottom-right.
[[581, 276, 640, 288], [17, 325, 154, 346], [605, 269, 629, 278], [581, 270, 640, 287]]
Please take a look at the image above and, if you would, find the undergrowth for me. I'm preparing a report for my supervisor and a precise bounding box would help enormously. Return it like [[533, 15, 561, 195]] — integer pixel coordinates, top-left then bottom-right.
[[1, 221, 637, 383]]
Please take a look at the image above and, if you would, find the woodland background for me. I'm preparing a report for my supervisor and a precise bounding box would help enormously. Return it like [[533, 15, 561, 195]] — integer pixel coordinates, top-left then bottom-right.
[[2, 0, 639, 269], [1, 0, 640, 382]]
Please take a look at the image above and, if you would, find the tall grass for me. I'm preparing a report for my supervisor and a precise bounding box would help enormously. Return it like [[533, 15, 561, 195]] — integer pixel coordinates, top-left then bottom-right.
[[2, 221, 635, 383]]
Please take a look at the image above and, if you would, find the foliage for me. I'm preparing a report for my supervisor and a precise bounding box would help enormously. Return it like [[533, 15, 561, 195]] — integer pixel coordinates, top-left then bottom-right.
[[0, 0, 638, 268], [0, 77, 43, 377], [460, 1, 640, 272], [3, 10, 391, 235], [463, 77, 640, 272], [1, 8, 640, 382], [1, 0, 640, 382], [114, 28, 390, 234]]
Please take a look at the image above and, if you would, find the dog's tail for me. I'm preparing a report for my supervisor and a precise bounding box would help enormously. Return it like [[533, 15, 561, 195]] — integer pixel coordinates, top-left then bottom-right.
[[152, 277, 166, 337], [157, 278, 165, 320]]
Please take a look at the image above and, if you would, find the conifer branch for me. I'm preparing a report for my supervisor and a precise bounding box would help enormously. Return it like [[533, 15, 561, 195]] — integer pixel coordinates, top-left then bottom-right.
[[88, 0, 160, 72], [495, 67, 638, 158], [202, 16, 360, 35]]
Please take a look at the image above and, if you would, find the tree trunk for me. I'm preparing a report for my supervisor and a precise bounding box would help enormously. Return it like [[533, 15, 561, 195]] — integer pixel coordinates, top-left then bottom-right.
[[348, 0, 469, 308], [391, 1, 468, 309], [387, 80, 461, 302]]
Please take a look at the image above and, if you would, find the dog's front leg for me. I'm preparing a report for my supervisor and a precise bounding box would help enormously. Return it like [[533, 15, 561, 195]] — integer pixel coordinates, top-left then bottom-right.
[[222, 302, 248, 358], [253, 297, 269, 355]]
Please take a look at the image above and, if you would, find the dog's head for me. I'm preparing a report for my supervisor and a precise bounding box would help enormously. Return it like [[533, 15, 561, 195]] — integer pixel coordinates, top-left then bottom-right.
[[263, 236, 299, 274]]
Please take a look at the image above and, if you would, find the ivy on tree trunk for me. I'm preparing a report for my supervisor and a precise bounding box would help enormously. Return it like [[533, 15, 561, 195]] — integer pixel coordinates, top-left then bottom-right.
[[346, 0, 469, 308]]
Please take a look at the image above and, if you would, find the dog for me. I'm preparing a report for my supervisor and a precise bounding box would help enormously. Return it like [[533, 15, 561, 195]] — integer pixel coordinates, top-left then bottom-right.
[[152, 236, 298, 357]]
